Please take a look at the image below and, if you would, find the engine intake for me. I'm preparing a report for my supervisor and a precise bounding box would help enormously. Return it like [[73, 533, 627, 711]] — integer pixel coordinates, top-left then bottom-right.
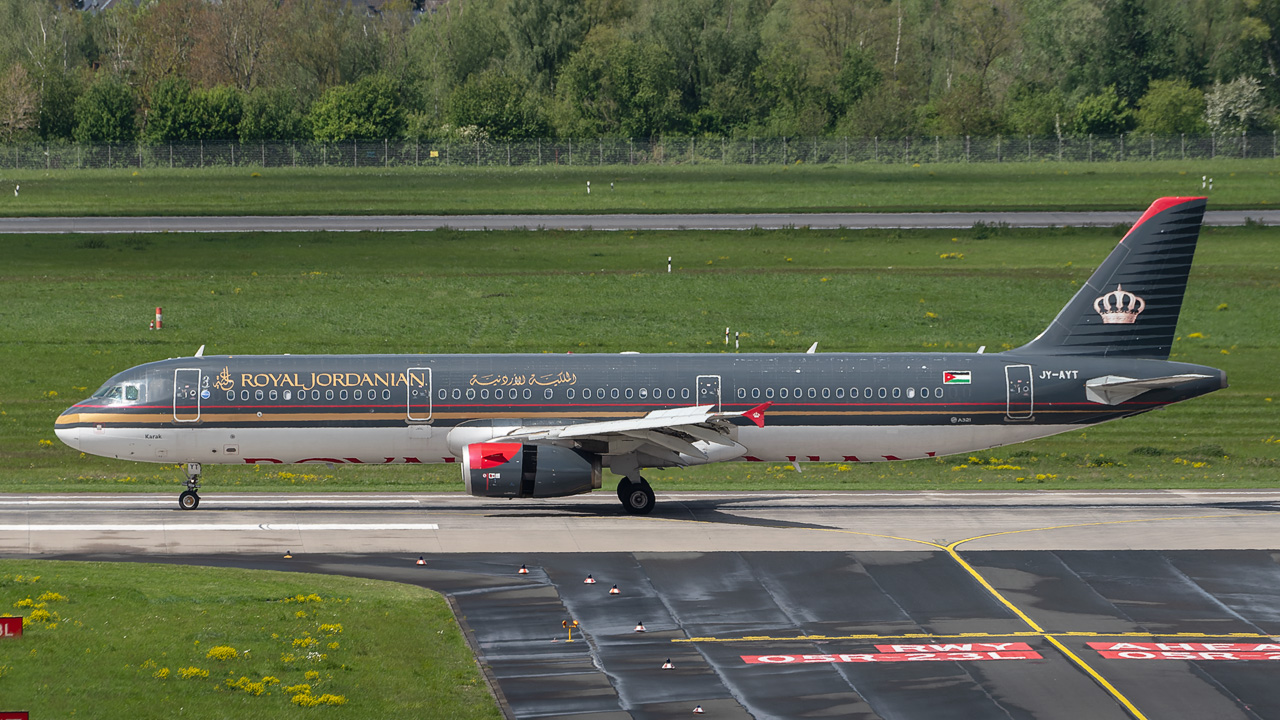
[[462, 442, 602, 498]]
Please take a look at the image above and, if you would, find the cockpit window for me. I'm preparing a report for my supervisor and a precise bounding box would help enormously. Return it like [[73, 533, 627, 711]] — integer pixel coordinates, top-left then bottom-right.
[[90, 383, 140, 403], [125, 385, 139, 401]]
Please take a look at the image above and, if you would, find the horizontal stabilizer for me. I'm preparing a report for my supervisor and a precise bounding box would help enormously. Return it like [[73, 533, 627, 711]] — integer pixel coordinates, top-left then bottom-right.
[[1084, 374, 1213, 405]]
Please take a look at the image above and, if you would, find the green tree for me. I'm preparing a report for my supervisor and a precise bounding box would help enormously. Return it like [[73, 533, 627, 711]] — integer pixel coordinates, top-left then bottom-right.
[[239, 87, 305, 142], [73, 75, 136, 144], [1134, 78, 1206, 134], [144, 76, 197, 143], [191, 85, 244, 141], [307, 74, 404, 141], [1069, 85, 1135, 135], [1005, 85, 1070, 137], [552, 29, 680, 138], [1204, 75, 1266, 134], [503, 0, 585, 92], [447, 67, 548, 139], [36, 66, 79, 141]]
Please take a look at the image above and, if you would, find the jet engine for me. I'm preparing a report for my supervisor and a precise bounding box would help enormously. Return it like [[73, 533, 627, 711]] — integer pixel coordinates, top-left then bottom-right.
[[462, 442, 602, 499]]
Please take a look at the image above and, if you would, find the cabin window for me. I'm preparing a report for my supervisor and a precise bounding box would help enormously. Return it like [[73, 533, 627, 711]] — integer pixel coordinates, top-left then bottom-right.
[[892, 387, 901, 399], [906, 388, 915, 399], [779, 388, 789, 399], [270, 390, 278, 401], [436, 389, 445, 400], [822, 388, 830, 399], [523, 388, 532, 400], [611, 388, 620, 399], [921, 387, 930, 398], [567, 388, 575, 399], [255, 389, 264, 401], [625, 388, 634, 399], [125, 385, 139, 401], [544, 388, 553, 399], [836, 388, 844, 399], [935, 387, 944, 398], [808, 388, 817, 398], [480, 389, 489, 399], [737, 388, 746, 399], [350, 389, 359, 400], [466, 388, 475, 400], [864, 387, 872, 399], [383, 389, 391, 400], [227, 392, 235, 401], [766, 388, 775, 399], [639, 388, 648, 399], [452, 388, 461, 400], [654, 388, 662, 398], [494, 388, 503, 400], [667, 388, 676, 399], [242, 390, 250, 401], [341, 389, 349, 401], [681, 388, 690, 400], [877, 388, 887, 399], [794, 387, 802, 399], [283, 390, 292, 401], [849, 388, 858, 398], [752, 388, 761, 399], [326, 390, 334, 401]]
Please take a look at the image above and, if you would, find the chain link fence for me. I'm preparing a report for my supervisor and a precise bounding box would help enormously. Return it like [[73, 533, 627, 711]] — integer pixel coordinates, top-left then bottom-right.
[[2, 133, 1276, 170]]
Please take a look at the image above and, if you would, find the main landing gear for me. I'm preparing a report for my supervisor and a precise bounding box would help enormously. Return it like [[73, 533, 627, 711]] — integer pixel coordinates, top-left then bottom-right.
[[179, 462, 201, 510], [616, 477, 655, 515]]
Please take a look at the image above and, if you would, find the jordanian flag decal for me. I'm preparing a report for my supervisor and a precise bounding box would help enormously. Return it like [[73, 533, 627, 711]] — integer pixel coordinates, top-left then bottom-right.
[[943, 371, 972, 385]]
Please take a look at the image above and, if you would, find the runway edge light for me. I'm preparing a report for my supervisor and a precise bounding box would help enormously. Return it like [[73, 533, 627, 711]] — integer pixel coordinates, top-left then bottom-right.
[[584, 574, 596, 584], [283, 549, 292, 559], [662, 658, 674, 669], [518, 564, 529, 574], [693, 705, 704, 714], [415, 556, 426, 566], [634, 621, 646, 633], [609, 585, 620, 595]]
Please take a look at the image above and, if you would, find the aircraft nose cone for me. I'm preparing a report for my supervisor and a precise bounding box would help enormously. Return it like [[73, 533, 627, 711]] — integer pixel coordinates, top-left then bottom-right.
[[55, 410, 80, 450]]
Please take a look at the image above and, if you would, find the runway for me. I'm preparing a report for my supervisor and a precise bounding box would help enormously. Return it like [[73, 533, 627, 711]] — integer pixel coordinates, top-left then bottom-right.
[[0, 209, 1276, 233], [5, 489, 1280, 719]]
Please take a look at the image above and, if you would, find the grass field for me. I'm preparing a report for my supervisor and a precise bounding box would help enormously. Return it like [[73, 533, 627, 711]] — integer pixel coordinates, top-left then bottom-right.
[[0, 160, 1278, 216], [0, 559, 501, 718], [2, 222, 1276, 493]]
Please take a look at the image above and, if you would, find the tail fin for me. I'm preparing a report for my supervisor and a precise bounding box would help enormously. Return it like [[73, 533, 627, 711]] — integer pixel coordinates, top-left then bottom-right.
[[1011, 197, 1206, 359]]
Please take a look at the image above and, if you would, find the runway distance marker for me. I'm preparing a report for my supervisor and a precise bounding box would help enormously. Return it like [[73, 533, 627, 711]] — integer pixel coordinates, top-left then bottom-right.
[[0, 617, 21, 638], [1089, 642, 1280, 652], [1099, 651, 1280, 661]]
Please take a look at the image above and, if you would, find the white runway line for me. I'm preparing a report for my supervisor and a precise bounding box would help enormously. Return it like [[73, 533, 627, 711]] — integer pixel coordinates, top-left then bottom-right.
[[0, 498, 423, 507], [0, 523, 439, 532]]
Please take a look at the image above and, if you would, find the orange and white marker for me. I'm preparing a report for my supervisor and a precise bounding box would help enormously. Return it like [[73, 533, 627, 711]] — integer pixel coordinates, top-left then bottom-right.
[[609, 585, 620, 595], [416, 556, 426, 565], [692, 705, 704, 714], [583, 575, 596, 584], [662, 659, 674, 669], [634, 622, 646, 633], [518, 564, 529, 574], [155, 307, 163, 330]]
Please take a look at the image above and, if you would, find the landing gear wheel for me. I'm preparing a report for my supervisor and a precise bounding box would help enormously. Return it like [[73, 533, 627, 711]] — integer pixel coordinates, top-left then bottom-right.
[[179, 490, 200, 510], [616, 478, 634, 503], [621, 480, 655, 516]]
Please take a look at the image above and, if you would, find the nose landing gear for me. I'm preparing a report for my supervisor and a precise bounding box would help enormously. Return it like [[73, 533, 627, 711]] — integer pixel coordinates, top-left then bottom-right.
[[179, 462, 201, 510]]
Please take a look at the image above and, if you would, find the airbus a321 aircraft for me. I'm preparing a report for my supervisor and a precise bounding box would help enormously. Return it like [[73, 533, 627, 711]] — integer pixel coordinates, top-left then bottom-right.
[[56, 197, 1225, 514]]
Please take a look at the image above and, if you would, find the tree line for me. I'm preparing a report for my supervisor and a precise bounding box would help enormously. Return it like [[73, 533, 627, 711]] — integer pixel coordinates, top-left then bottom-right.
[[1, 0, 1277, 145]]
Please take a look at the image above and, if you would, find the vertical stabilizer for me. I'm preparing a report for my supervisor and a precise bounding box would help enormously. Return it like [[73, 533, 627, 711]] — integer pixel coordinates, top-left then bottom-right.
[[1011, 197, 1206, 359]]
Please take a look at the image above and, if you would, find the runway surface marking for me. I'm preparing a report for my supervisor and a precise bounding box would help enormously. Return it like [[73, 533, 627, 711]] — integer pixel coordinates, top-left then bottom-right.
[[678, 631, 1280, 643], [0, 523, 439, 532], [656, 509, 1273, 720]]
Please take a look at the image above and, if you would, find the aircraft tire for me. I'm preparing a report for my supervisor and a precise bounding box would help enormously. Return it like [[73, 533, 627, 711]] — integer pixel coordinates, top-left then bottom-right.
[[616, 478, 634, 503], [621, 481, 655, 516], [179, 490, 200, 510]]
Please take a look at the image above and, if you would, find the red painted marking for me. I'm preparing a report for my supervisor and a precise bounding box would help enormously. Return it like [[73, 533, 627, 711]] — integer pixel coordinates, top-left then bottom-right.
[[786, 456, 797, 462], [742, 651, 1041, 664], [876, 642, 1033, 653], [443, 457, 456, 463], [243, 458, 283, 464], [1099, 650, 1280, 661], [0, 712, 29, 720], [926, 452, 936, 457], [742, 401, 773, 428], [1120, 196, 1203, 244], [1089, 642, 1280, 652], [0, 616, 22, 638], [469, 443, 522, 470], [807, 456, 820, 462], [343, 458, 364, 464], [298, 458, 346, 464], [744, 456, 763, 462], [842, 456, 861, 462], [403, 457, 422, 463], [882, 455, 901, 461]]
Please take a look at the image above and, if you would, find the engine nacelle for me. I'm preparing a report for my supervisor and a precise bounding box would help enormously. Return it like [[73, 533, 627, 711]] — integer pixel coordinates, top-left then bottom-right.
[[462, 442, 602, 499]]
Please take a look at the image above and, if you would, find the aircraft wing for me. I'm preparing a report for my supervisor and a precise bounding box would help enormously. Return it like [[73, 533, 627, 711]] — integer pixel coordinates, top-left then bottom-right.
[[1084, 374, 1213, 405], [500, 402, 773, 462]]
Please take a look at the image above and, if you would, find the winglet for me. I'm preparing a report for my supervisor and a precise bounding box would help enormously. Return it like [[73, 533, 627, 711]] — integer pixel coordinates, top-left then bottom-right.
[[743, 401, 773, 428]]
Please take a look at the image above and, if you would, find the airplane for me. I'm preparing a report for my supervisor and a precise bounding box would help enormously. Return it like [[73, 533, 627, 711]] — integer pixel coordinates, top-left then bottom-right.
[[55, 197, 1225, 514]]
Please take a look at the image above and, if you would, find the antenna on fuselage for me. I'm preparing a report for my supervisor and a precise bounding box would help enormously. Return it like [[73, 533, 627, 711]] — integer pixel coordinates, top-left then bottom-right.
[[195, 345, 205, 357], [806, 342, 818, 354], [976, 346, 985, 354]]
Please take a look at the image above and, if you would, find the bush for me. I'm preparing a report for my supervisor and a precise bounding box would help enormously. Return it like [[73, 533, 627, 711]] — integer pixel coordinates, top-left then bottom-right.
[[73, 76, 137, 144]]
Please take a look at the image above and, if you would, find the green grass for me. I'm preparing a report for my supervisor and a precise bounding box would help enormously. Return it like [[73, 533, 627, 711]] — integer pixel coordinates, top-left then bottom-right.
[[1, 160, 1278, 216], [1, 223, 1276, 493], [0, 560, 501, 719]]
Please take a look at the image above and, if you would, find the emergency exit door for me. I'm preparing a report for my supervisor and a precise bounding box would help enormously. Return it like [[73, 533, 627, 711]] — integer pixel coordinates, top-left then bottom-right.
[[696, 375, 721, 412]]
